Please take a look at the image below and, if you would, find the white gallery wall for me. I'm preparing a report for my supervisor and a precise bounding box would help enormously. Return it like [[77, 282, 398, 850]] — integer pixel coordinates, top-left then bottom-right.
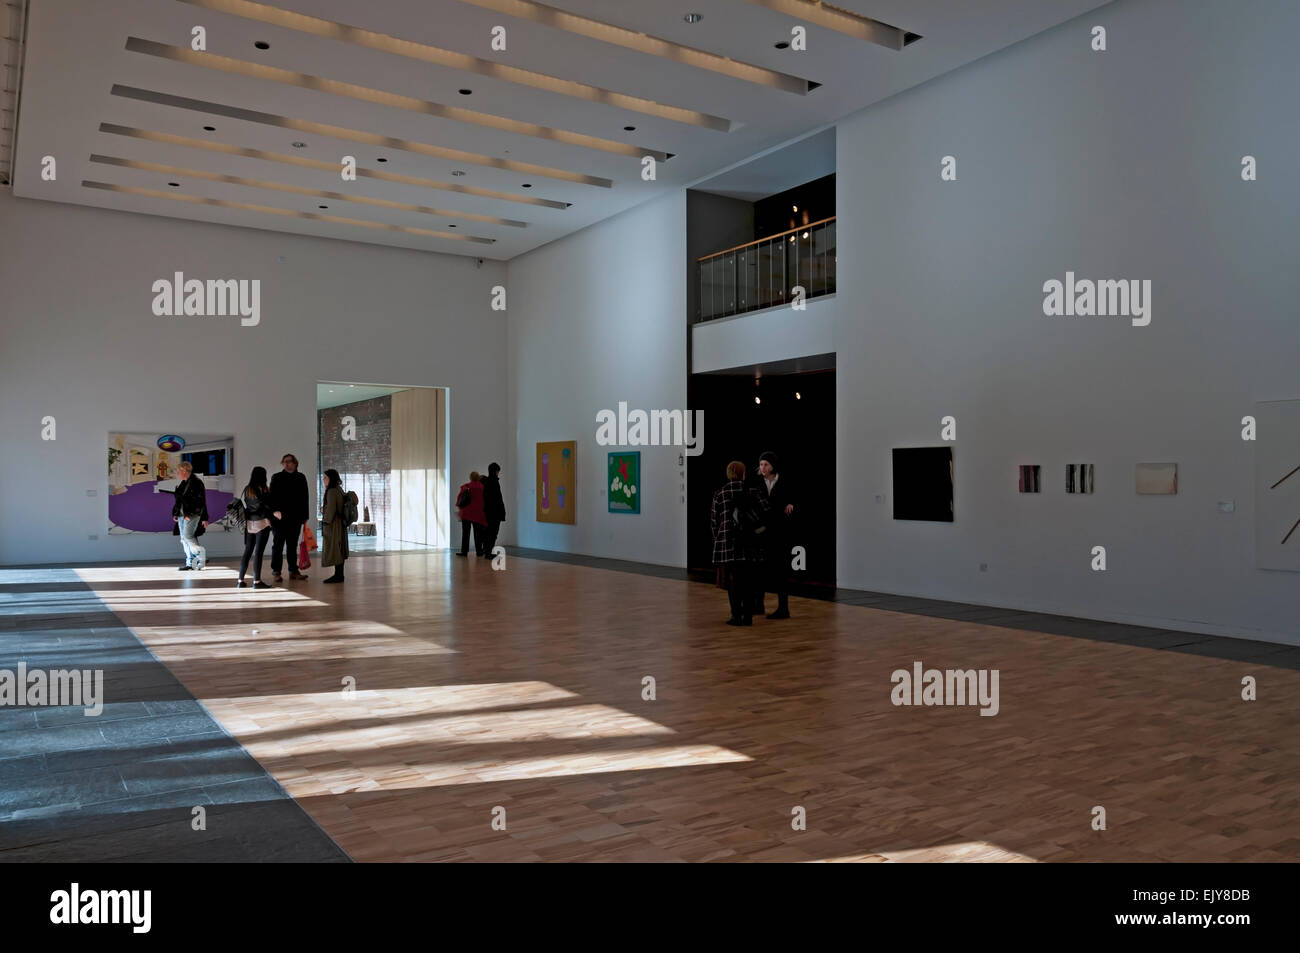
[[0, 193, 508, 565], [833, 0, 1300, 642], [506, 191, 688, 566]]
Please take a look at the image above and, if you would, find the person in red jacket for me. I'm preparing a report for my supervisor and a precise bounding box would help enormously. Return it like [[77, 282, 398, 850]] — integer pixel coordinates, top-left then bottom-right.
[[455, 471, 487, 557]]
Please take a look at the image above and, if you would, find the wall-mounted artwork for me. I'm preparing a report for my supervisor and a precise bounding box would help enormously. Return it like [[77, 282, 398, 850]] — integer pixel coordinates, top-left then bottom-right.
[[1018, 465, 1041, 493], [536, 440, 575, 524], [892, 447, 953, 522], [1136, 462, 1178, 495], [108, 432, 236, 533], [608, 451, 640, 514], [1065, 463, 1094, 494], [1255, 400, 1300, 571]]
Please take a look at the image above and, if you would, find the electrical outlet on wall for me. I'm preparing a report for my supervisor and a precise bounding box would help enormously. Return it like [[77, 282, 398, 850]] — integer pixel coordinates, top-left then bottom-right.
[[875, 494, 884, 504], [86, 489, 96, 497]]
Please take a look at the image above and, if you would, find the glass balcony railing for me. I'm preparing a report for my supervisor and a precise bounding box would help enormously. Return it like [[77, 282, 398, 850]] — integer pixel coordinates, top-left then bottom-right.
[[696, 216, 836, 322]]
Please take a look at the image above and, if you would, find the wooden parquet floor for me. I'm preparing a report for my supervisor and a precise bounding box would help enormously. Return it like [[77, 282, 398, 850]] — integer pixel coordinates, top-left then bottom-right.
[[75, 553, 1300, 862]]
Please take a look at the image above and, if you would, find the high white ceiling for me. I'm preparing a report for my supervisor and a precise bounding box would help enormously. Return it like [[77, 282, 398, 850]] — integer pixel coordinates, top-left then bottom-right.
[[13, 0, 1111, 260]]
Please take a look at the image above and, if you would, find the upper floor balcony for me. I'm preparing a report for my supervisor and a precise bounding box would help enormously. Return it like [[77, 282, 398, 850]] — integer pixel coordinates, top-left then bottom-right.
[[696, 216, 836, 323]]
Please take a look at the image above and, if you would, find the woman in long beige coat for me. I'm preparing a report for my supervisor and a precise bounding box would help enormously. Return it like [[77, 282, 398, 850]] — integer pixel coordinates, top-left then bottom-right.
[[320, 468, 348, 584]]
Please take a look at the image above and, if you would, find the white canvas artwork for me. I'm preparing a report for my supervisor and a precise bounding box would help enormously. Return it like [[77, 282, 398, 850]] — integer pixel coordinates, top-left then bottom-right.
[[1135, 462, 1177, 495]]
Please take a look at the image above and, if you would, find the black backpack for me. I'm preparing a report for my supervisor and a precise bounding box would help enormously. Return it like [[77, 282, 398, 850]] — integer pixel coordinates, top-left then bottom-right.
[[340, 489, 359, 527], [731, 491, 767, 539]]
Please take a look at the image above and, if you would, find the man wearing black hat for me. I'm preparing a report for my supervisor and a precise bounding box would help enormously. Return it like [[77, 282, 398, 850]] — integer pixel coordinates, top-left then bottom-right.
[[756, 451, 795, 619]]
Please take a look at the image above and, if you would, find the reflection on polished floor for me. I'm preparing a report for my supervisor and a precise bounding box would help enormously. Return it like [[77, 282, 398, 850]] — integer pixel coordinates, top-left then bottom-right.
[[5, 552, 1300, 862]]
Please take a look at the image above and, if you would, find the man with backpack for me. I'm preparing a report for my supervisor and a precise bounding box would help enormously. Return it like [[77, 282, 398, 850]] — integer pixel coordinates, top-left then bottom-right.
[[709, 460, 769, 626]]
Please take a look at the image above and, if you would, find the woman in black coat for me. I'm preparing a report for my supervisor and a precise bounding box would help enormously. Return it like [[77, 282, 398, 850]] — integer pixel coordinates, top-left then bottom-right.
[[237, 466, 281, 589]]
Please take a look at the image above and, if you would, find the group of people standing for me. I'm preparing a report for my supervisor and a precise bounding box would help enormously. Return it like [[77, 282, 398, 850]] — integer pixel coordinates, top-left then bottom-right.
[[454, 463, 507, 558], [710, 450, 795, 626], [170, 453, 353, 586]]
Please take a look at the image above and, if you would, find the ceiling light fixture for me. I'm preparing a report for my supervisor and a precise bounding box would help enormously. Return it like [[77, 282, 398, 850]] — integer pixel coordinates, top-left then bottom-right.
[[755, 396, 761, 405], [168, 181, 180, 187], [795, 391, 802, 399], [318, 204, 328, 208], [291, 141, 306, 148], [775, 41, 790, 49], [684, 13, 702, 24], [802, 231, 809, 239], [451, 170, 466, 176], [623, 125, 636, 131], [791, 205, 798, 212], [254, 40, 269, 50], [376, 156, 388, 162], [203, 125, 215, 131], [521, 183, 532, 188], [458, 88, 472, 95]]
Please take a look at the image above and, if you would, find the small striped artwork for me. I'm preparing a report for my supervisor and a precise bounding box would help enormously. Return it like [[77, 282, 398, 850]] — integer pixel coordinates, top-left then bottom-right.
[[1018, 465, 1041, 493]]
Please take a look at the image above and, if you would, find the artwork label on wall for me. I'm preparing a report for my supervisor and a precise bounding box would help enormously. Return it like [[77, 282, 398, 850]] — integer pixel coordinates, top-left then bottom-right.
[[1065, 463, 1094, 494], [608, 451, 640, 514], [1135, 462, 1178, 495], [108, 432, 236, 533], [1018, 465, 1041, 493], [536, 440, 576, 524], [892, 447, 953, 522]]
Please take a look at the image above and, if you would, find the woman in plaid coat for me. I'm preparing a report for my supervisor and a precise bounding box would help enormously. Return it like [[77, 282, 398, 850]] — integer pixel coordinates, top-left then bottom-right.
[[710, 460, 769, 626]]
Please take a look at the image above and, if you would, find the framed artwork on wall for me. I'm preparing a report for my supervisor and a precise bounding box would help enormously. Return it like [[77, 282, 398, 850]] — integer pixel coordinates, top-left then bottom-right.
[[892, 447, 953, 522], [1255, 400, 1300, 570], [1066, 463, 1094, 494], [1018, 465, 1041, 493], [536, 440, 575, 524], [608, 451, 640, 514]]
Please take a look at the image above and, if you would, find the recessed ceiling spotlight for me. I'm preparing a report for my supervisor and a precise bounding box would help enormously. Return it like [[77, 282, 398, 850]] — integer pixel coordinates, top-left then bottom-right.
[[318, 204, 328, 209], [623, 125, 636, 131], [168, 181, 180, 187], [791, 205, 798, 212], [775, 41, 790, 49], [448, 224, 457, 228], [754, 395, 761, 405], [458, 88, 473, 95], [291, 141, 306, 148], [254, 40, 270, 50], [795, 391, 802, 400], [451, 170, 466, 176], [521, 183, 532, 188], [376, 157, 388, 163], [203, 125, 215, 132], [348, 384, 355, 387], [684, 13, 703, 24], [802, 231, 809, 239]]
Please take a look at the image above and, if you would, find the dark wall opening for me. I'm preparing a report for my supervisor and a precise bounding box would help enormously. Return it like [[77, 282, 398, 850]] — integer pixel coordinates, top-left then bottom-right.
[[687, 369, 835, 589], [754, 173, 836, 240]]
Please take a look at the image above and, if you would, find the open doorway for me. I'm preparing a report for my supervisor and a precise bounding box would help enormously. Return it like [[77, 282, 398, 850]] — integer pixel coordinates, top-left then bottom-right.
[[317, 381, 449, 551], [687, 361, 835, 594]]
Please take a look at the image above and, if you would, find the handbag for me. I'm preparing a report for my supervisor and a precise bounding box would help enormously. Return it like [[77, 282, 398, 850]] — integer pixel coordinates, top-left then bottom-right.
[[455, 487, 471, 509]]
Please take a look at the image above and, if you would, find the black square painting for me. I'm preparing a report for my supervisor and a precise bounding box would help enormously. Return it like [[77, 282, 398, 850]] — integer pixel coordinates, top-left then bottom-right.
[[892, 447, 954, 522]]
